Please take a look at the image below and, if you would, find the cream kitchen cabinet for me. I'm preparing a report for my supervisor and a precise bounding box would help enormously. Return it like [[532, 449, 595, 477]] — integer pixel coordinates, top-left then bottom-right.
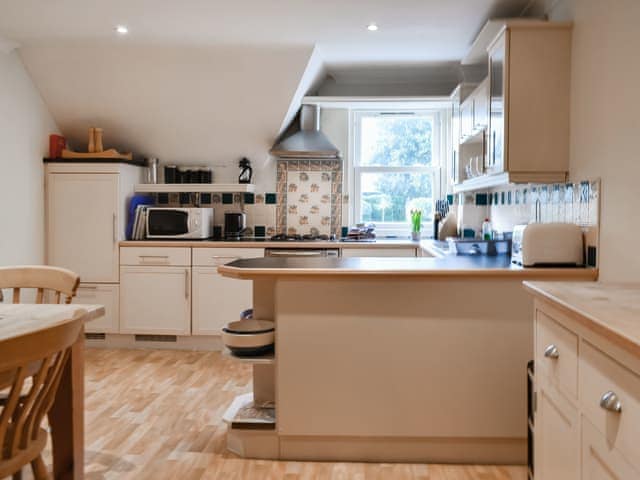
[[120, 246, 191, 335], [486, 23, 571, 180], [535, 379, 580, 480], [120, 265, 191, 335], [192, 248, 264, 335], [76, 283, 119, 333], [45, 162, 141, 282], [526, 282, 640, 480], [47, 172, 119, 282]]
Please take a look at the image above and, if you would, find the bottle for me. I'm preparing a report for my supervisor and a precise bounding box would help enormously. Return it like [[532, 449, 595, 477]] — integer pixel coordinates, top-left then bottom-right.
[[482, 218, 492, 240]]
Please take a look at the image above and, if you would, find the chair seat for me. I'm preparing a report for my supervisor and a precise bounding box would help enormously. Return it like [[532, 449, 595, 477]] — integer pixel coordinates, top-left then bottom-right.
[[0, 427, 48, 478]]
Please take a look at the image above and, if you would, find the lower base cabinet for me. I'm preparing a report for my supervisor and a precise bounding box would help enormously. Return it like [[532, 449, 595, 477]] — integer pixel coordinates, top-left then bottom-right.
[[582, 417, 640, 480], [120, 266, 191, 335], [76, 283, 119, 333], [192, 267, 252, 335], [535, 383, 580, 480]]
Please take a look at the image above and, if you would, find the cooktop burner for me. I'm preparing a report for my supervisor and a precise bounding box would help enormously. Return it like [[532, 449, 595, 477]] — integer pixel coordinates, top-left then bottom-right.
[[270, 234, 333, 242]]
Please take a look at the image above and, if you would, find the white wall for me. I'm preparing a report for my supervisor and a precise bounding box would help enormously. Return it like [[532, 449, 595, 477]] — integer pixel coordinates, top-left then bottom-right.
[[18, 44, 315, 192], [547, 0, 640, 281], [0, 49, 59, 266]]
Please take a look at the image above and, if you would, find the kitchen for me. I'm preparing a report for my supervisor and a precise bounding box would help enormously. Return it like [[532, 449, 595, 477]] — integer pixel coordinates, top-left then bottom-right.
[[1, 1, 639, 479]]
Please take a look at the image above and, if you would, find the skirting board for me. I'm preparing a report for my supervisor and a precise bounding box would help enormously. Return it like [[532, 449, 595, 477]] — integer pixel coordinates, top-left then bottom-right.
[[85, 333, 223, 351], [226, 430, 527, 464]]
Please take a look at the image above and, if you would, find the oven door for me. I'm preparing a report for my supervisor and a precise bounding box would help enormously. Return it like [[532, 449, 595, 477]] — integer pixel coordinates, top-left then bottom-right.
[[146, 209, 190, 237]]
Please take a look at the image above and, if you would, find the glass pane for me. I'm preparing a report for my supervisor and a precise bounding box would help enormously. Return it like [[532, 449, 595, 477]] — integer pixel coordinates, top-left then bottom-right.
[[359, 172, 433, 223], [359, 115, 432, 167]]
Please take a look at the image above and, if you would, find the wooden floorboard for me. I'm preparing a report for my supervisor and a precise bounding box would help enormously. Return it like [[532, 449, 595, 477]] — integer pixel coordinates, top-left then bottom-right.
[[30, 348, 526, 479]]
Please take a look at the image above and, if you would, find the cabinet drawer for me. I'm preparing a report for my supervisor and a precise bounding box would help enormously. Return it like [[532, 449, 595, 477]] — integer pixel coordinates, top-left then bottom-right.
[[120, 247, 190, 266], [536, 310, 578, 399], [192, 248, 264, 267], [579, 340, 640, 472], [74, 283, 119, 334]]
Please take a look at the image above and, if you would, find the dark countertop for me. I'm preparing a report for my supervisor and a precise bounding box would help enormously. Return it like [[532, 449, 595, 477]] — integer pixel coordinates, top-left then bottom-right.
[[218, 255, 598, 280]]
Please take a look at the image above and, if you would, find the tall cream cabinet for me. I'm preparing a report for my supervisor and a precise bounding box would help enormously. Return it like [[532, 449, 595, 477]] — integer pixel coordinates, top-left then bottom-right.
[[191, 248, 264, 335], [45, 162, 142, 333], [486, 22, 572, 181], [525, 282, 640, 480]]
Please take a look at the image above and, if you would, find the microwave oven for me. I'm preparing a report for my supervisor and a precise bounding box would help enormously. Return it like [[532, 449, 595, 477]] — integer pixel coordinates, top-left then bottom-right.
[[145, 207, 214, 239]]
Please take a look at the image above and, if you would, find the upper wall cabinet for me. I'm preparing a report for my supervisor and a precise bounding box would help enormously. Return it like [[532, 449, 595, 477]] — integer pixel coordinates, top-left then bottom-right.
[[454, 21, 573, 192]]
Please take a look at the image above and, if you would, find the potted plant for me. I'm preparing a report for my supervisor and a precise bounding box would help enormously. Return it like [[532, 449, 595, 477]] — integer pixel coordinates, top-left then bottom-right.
[[410, 209, 422, 241]]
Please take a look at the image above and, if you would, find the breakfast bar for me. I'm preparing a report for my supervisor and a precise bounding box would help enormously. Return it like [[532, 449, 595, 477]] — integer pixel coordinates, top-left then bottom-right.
[[218, 257, 597, 464]]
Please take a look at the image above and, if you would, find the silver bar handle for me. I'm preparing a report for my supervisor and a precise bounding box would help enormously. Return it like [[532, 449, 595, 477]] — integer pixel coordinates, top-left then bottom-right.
[[78, 286, 98, 290], [184, 269, 189, 299], [269, 250, 324, 257], [138, 254, 170, 263], [113, 213, 117, 244], [544, 344, 559, 359], [600, 391, 622, 413]]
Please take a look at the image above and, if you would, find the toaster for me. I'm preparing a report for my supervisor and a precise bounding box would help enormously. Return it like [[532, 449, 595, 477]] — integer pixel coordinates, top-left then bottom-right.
[[511, 223, 584, 267]]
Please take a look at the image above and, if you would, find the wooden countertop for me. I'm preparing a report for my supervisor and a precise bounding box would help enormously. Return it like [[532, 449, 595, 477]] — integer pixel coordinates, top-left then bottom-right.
[[524, 282, 640, 355], [0, 304, 105, 342], [119, 239, 420, 249], [218, 256, 598, 280]]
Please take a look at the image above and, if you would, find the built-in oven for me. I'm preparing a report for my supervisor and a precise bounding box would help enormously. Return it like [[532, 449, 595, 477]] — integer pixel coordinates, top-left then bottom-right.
[[265, 248, 340, 258]]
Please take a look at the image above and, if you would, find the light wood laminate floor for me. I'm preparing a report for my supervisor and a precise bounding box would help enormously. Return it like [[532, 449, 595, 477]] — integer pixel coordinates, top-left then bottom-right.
[[35, 349, 527, 479]]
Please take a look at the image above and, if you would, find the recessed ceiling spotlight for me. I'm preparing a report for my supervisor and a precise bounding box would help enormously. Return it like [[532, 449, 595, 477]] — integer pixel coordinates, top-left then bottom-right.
[[114, 25, 129, 35], [367, 23, 379, 32]]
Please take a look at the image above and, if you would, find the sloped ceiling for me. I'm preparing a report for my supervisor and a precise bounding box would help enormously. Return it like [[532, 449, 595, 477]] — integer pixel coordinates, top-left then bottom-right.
[[19, 44, 314, 187]]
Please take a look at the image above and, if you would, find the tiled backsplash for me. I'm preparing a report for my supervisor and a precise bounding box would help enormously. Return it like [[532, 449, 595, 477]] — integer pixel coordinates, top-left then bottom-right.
[[276, 159, 343, 236], [151, 158, 346, 237], [455, 179, 600, 236]]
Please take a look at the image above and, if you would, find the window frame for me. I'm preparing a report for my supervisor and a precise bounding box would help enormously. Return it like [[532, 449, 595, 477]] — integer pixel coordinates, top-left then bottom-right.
[[349, 109, 442, 237]]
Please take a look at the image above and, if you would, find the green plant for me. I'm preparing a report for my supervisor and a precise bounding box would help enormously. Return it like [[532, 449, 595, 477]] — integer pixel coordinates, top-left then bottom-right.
[[410, 209, 422, 233]]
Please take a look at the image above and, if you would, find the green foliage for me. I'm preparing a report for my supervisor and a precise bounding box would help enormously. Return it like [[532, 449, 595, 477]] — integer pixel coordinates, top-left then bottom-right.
[[360, 116, 433, 223]]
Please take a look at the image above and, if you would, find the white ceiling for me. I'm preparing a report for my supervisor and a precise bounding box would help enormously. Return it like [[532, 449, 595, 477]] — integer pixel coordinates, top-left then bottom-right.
[[1, 0, 531, 65]]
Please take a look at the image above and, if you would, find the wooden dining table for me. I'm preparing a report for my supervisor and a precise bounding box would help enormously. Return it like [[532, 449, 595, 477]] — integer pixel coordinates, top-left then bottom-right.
[[0, 303, 105, 480]]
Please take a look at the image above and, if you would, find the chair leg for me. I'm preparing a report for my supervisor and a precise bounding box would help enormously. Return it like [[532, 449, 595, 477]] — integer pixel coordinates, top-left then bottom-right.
[[31, 455, 50, 480], [12, 469, 23, 480]]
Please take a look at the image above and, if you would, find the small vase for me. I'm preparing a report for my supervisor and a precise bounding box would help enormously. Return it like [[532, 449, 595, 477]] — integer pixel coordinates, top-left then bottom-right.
[[411, 231, 421, 241]]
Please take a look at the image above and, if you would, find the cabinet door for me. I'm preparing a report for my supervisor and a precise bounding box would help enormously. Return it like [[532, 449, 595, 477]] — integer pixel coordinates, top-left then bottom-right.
[[120, 266, 191, 335], [192, 267, 253, 335], [47, 173, 119, 282], [460, 97, 474, 140], [582, 417, 640, 480], [473, 78, 489, 130], [74, 283, 119, 333], [535, 382, 580, 480], [487, 31, 507, 174]]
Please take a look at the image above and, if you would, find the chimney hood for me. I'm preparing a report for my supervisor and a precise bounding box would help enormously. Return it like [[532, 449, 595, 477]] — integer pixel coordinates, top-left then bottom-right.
[[270, 104, 340, 159]]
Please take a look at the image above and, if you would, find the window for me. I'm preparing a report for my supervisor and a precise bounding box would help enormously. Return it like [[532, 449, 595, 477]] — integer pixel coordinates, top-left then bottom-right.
[[351, 110, 440, 236]]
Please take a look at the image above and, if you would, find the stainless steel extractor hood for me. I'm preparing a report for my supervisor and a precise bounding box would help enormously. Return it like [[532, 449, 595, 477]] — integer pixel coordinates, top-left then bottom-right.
[[270, 104, 340, 159]]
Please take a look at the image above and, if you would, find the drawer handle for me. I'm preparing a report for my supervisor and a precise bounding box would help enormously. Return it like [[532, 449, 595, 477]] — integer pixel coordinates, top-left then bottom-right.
[[544, 344, 559, 359], [600, 391, 622, 413]]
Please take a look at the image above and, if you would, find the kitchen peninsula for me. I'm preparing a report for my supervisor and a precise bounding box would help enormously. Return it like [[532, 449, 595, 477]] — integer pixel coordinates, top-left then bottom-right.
[[217, 257, 597, 463]]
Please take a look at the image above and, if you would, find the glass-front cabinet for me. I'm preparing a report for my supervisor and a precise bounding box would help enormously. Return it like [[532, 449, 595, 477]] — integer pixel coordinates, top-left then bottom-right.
[[487, 31, 506, 175]]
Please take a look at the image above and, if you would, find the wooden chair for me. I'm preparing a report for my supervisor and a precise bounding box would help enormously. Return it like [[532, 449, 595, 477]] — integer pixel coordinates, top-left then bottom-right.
[[0, 316, 83, 480], [0, 266, 80, 305]]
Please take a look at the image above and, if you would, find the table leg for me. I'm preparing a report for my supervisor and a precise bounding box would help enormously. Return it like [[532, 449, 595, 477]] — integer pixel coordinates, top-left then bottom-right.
[[49, 325, 84, 480]]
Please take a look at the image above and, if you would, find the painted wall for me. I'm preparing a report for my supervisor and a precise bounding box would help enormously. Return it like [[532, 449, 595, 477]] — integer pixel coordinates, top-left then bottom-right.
[[18, 44, 315, 192], [546, 0, 640, 281], [0, 49, 59, 266]]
